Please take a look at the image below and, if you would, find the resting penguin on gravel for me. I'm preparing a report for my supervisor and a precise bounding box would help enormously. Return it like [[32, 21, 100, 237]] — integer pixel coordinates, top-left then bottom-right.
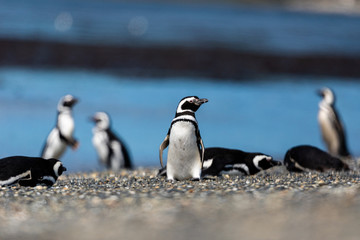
[[41, 95, 79, 160], [317, 87, 351, 158], [91, 112, 132, 171], [201, 147, 282, 176], [159, 96, 208, 181], [284, 145, 349, 173], [158, 147, 282, 177], [0, 156, 66, 187]]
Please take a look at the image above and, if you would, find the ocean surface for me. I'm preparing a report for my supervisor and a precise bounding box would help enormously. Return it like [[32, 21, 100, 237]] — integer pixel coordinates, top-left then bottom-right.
[[1, 0, 360, 55], [0, 67, 359, 172]]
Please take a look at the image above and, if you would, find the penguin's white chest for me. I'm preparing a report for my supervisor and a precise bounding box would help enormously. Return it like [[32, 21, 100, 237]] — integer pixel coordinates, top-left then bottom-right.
[[43, 128, 67, 159], [58, 113, 74, 139], [167, 121, 202, 180], [318, 108, 339, 153], [92, 130, 109, 164]]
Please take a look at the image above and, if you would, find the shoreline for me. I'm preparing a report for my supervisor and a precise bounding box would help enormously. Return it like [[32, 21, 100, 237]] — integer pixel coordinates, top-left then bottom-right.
[[2, 39, 360, 80], [1, 167, 360, 240]]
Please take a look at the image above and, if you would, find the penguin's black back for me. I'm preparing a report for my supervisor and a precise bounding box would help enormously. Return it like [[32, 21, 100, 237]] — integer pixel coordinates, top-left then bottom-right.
[[205, 147, 256, 162], [106, 129, 132, 169], [1, 157, 49, 177], [332, 107, 351, 157]]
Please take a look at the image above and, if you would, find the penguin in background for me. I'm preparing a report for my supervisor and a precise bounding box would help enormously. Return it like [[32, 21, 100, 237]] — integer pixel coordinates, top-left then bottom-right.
[[0, 156, 66, 187], [159, 96, 208, 181], [91, 112, 132, 170], [317, 87, 351, 158], [41, 95, 79, 160]]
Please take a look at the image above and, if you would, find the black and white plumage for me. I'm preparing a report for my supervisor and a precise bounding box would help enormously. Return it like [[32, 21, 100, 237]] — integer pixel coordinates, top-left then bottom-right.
[[158, 147, 282, 177], [201, 147, 282, 176], [91, 112, 132, 170], [317, 87, 350, 158], [284, 145, 349, 173], [41, 95, 79, 160], [0, 156, 66, 187], [159, 96, 208, 181]]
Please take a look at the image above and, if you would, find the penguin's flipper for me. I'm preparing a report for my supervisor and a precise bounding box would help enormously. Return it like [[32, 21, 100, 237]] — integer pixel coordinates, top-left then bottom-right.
[[159, 134, 169, 168], [71, 140, 80, 150], [59, 131, 79, 150], [18, 169, 36, 187], [200, 138, 205, 163]]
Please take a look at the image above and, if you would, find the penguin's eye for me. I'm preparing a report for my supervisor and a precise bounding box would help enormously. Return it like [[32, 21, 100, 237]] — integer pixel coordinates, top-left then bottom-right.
[[189, 100, 193, 103]]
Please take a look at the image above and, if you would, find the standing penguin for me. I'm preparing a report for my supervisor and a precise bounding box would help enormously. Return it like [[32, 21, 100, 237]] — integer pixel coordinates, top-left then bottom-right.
[[41, 94, 79, 160], [91, 112, 132, 170], [317, 87, 351, 158], [159, 96, 208, 181], [0, 156, 66, 187]]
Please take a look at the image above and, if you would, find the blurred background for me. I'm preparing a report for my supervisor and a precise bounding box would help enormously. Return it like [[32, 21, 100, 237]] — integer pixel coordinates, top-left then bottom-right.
[[0, 0, 360, 172]]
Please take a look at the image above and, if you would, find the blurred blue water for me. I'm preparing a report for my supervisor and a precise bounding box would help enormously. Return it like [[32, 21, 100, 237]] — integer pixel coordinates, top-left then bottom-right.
[[1, 0, 360, 55], [0, 67, 359, 172]]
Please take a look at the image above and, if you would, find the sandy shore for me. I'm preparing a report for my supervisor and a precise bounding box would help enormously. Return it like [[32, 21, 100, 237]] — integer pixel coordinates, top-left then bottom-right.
[[1, 167, 360, 240]]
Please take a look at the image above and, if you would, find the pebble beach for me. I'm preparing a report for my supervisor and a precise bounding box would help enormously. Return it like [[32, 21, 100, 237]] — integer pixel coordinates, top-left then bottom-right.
[[1, 166, 360, 240]]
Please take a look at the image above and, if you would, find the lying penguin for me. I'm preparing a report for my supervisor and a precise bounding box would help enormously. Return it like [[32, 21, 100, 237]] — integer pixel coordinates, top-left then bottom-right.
[[284, 145, 349, 172], [0, 156, 66, 187], [158, 147, 282, 177]]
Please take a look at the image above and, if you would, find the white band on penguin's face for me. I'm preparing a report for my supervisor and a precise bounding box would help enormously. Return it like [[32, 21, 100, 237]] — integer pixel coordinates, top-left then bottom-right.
[[53, 161, 62, 177], [57, 94, 76, 112], [94, 112, 110, 130], [176, 97, 196, 114], [253, 155, 271, 170], [322, 88, 335, 105]]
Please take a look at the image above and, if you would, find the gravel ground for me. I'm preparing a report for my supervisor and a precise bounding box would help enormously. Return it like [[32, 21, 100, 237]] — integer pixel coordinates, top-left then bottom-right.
[[1, 166, 360, 240]]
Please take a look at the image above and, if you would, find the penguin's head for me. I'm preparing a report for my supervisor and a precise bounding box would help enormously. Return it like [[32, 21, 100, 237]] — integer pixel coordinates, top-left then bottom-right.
[[52, 159, 67, 177], [317, 87, 335, 105], [91, 112, 110, 130], [254, 155, 282, 170], [58, 94, 78, 112], [176, 96, 208, 114]]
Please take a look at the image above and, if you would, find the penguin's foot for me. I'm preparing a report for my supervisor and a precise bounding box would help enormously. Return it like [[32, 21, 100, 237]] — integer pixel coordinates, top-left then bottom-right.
[[190, 178, 200, 181]]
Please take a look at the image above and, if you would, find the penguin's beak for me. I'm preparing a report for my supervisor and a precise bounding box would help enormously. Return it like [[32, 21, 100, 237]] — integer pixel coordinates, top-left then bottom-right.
[[316, 89, 324, 97], [266, 157, 282, 166], [271, 160, 283, 166], [89, 116, 99, 123], [65, 97, 78, 108], [70, 98, 79, 106], [195, 98, 208, 106], [62, 166, 67, 172], [89, 116, 96, 122]]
